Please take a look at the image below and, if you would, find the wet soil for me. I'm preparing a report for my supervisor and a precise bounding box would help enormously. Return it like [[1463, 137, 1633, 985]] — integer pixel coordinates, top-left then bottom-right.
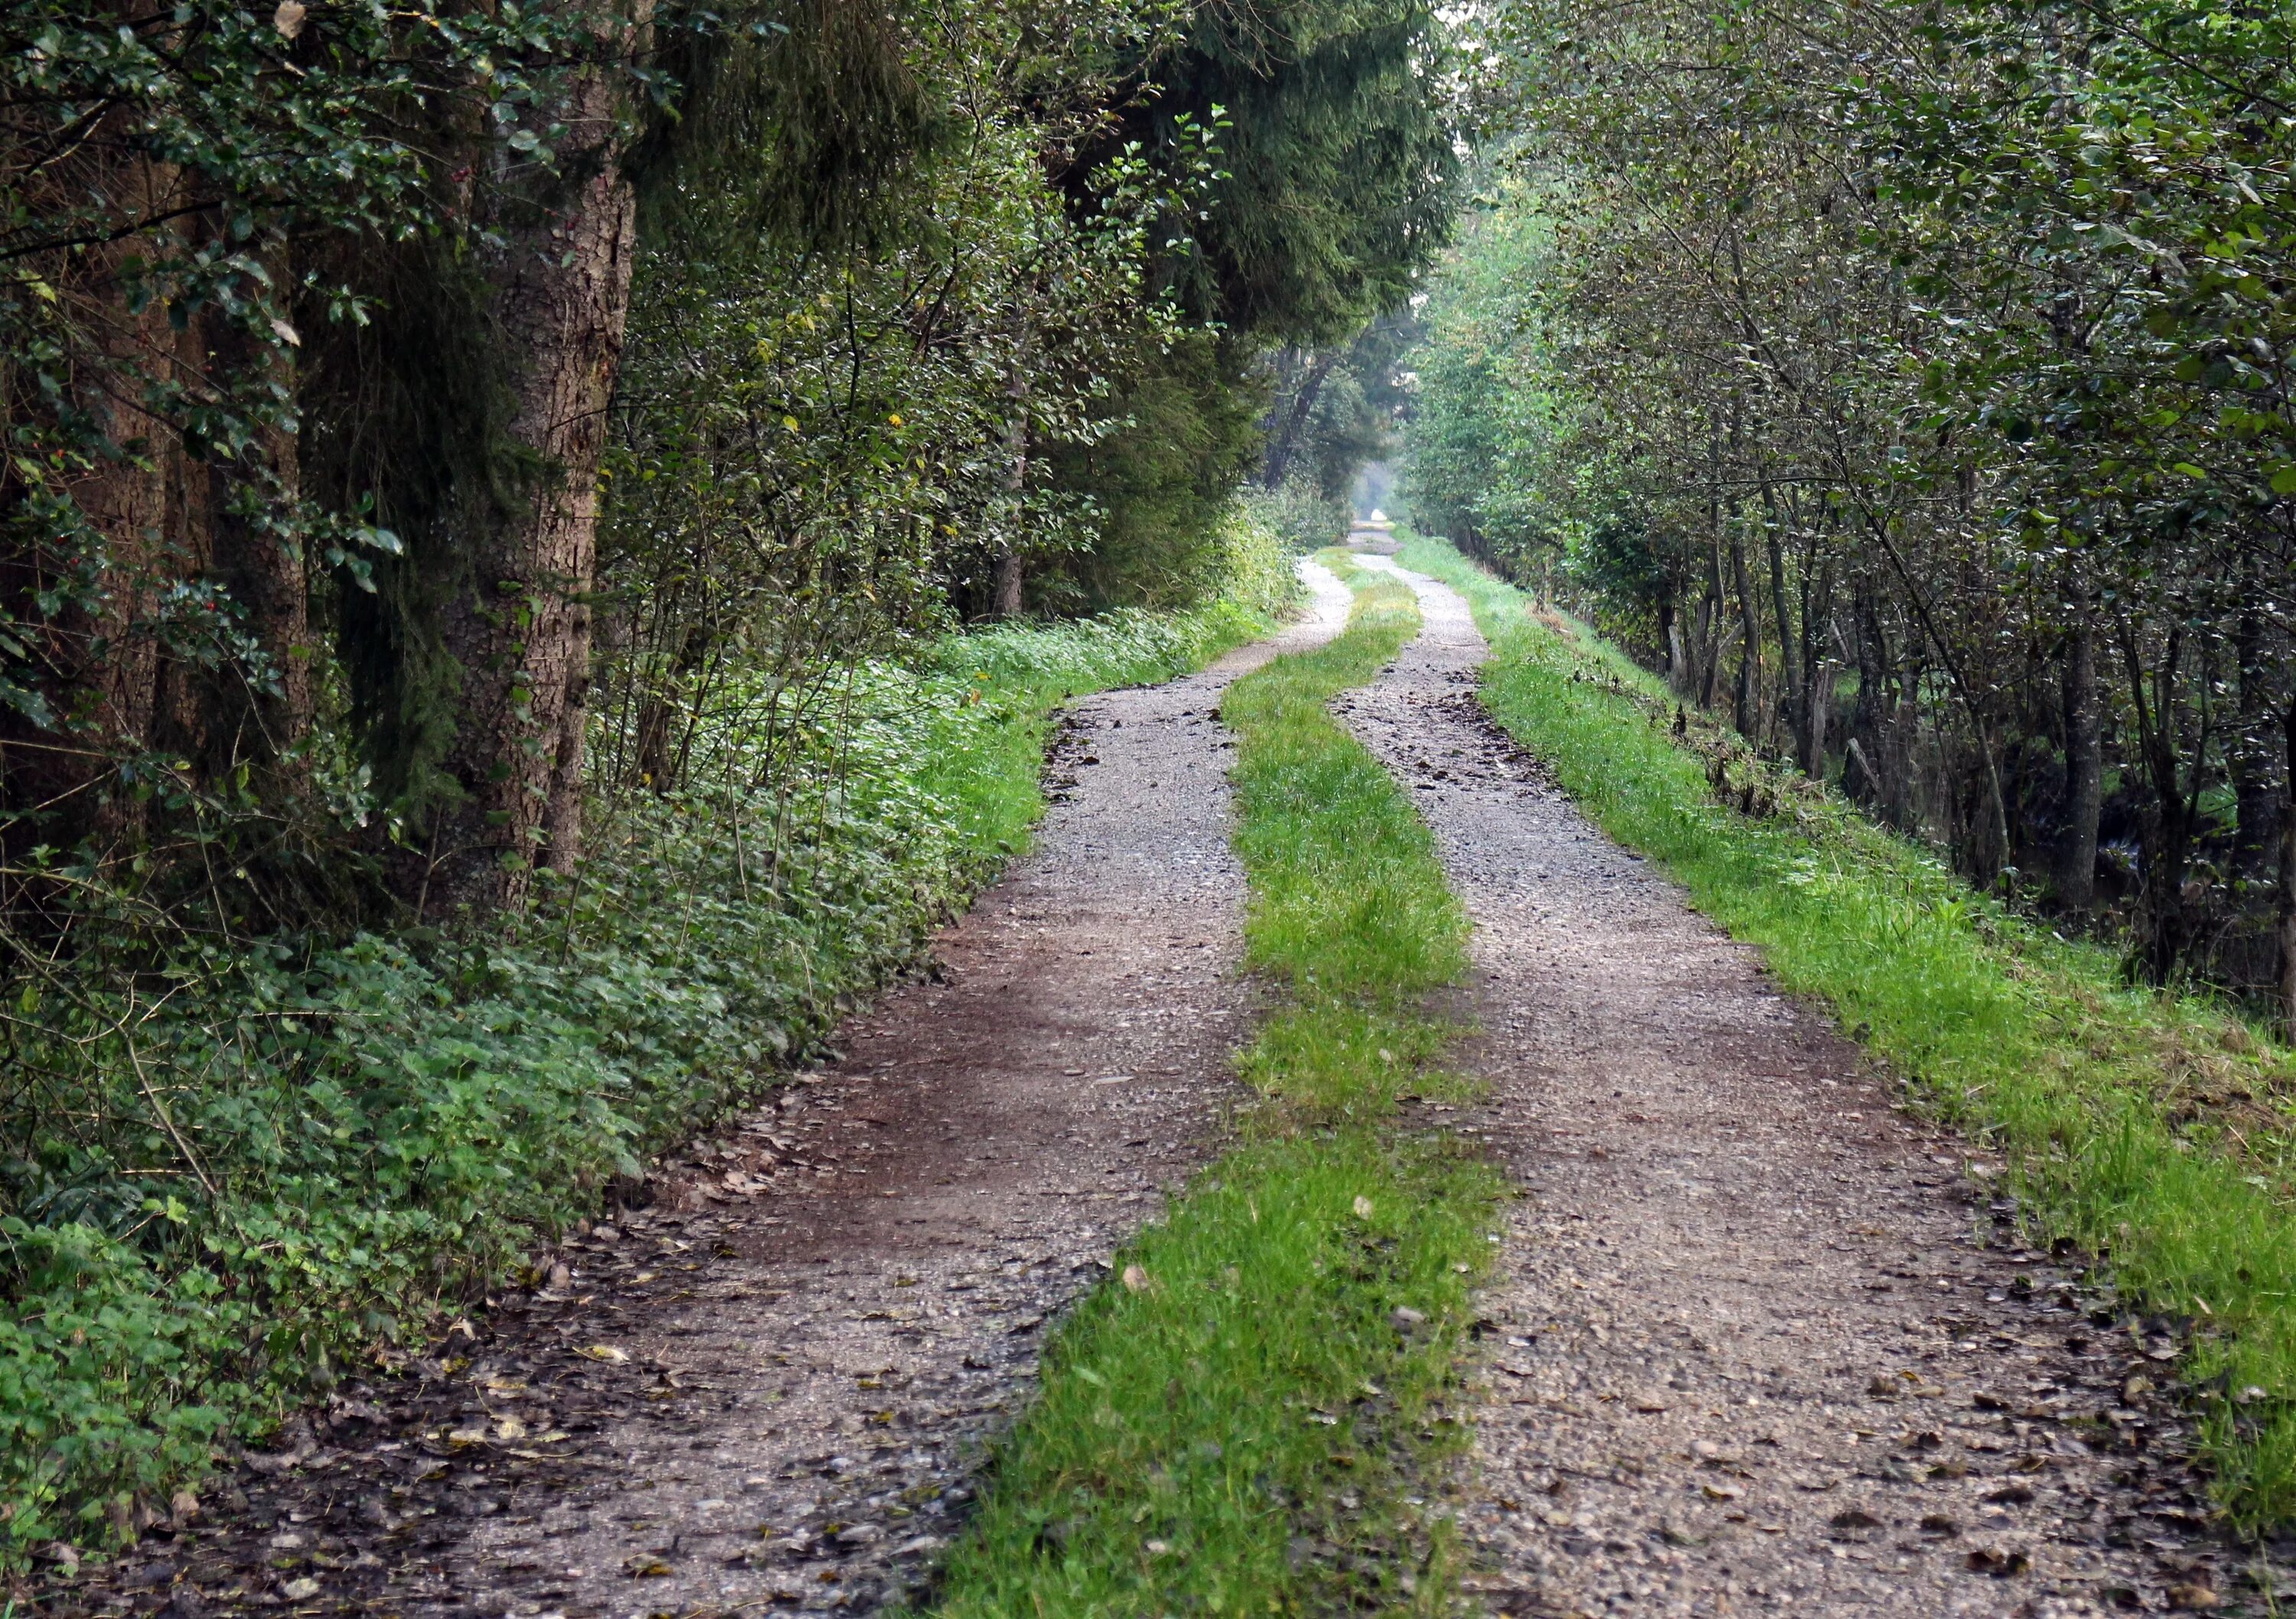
[[50, 570, 1353, 1619], [1336, 557, 2288, 1618]]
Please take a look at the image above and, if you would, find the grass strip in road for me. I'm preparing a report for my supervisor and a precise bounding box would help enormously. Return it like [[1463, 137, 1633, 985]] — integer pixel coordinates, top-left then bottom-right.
[[1397, 531, 2296, 1533], [925, 561, 1504, 1616]]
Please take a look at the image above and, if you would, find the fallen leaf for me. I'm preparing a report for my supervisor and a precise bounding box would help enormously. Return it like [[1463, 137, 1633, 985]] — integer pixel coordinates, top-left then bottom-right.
[[494, 1415, 527, 1440], [279, 1578, 321, 1601], [580, 1344, 630, 1363], [1966, 1547, 2030, 1578], [1353, 1196, 1375, 1220], [272, 0, 305, 37], [1122, 1264, 1150, 1292], [2167, 1584, 2221, 1611], [1828, 1508, 1882, 1530], [1701, 1481, 1743, 1501]]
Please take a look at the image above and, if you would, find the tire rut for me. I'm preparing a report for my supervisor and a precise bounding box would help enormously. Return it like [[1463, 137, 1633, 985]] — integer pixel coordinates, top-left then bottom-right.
[[1334, 555, 2285, 1618], [59, 567, 1355, 1619]]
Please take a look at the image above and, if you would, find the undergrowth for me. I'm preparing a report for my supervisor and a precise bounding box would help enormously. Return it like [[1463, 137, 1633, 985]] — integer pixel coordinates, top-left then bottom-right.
[[0, 598, 1276, 1567], [925, 557, 1504, 1616], [1398, 531, 2296, 1535]]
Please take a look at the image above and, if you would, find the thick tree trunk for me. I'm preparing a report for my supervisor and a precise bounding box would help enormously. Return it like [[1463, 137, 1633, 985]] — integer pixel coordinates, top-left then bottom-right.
[[2057, 619, 2102, 910], [428, 43, 639, 914], [178, 244, 313, 780], [7, 135, 183, 852]]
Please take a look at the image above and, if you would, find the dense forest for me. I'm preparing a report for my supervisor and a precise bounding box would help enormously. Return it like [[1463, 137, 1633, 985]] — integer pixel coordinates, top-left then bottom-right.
[[1403, 0, 2296, 1031], [0, 0, 1451, 1555]]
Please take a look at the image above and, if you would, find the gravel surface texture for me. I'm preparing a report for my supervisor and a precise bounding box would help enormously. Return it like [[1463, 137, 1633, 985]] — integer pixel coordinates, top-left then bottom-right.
[[49, 568, 1353, 1619], [1336, 555, 2284, 1618]]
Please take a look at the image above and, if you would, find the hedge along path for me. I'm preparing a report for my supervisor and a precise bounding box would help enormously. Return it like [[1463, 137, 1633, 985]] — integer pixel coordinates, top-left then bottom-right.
[[1336, 549, 2283, 1617], [923, 556, 1503, 1617]]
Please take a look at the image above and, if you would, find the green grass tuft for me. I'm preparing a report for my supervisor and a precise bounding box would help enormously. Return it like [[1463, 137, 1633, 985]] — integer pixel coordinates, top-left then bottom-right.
[[1399, 530, 2296, 1535], [925, 557, 1502, 1615]]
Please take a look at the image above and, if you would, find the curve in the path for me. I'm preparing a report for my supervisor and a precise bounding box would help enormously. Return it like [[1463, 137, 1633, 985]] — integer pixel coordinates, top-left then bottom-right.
[[121, 569, 1354, 1619], [1336, 556, 2258, 1619]]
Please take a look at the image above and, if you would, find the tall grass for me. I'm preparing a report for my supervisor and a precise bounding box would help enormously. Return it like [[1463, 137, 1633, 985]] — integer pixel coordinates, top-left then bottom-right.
[[1399, 532, 2296, 1533], [926, 561, 1503, 1616]]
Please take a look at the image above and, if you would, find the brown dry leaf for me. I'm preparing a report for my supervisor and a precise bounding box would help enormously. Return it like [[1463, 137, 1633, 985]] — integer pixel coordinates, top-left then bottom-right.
[[580, 1344, 630, 1363], [1701, 1481, 1744, 1501], [272, 0, 305, 37], [1122, 1264, 1150, 1292], [494, 1415, 527, 1441], [2166, 1585, 2219, 1611], [1353, 1196, 1375, 1220], [1966, 1546, 2030, 1578]]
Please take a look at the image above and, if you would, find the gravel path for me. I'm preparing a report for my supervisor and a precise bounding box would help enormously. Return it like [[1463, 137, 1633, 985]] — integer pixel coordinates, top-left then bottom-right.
[[1335, 556, 2275, 1618], [64, 568, 1353, 1619]]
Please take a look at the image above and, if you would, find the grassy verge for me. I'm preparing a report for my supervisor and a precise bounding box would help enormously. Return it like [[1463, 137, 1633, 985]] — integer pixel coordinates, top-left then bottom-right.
[[925, 559, 1504, 1615], [1, 598, 1277, 1569], [1397, 530, 2296, 1533]]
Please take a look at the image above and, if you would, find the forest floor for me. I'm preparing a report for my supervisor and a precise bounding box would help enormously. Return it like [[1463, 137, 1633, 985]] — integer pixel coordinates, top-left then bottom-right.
[[51, 547, 2292, 1619]]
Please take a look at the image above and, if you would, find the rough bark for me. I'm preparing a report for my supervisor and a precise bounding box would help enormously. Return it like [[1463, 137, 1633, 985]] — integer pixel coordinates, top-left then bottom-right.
[[2056, 618, 2102, 910], [428, 37, 640, 914], [3, 130, 181, 852], [175, 243, 313, 781]]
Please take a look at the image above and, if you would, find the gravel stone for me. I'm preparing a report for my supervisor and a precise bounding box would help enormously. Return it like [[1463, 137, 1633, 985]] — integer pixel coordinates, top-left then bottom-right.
[[1337, 555, 2286, 1618], [50, 570, 1351, 1619]]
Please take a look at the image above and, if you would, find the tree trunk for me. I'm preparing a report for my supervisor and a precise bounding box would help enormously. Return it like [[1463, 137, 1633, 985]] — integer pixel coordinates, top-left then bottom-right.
[[1729, 527, 1760, 740], [631, 621, 709, 793], [180, 240, 312, 781], [1263, 348, 1340, 489], [2122, 624, 2196, 984], [2057, 618, 2102, 910], [1762, 490, 1803, 764], [9, 131, 183, 852], [993, 332, 1030, 619], [428, 37, 640, 914], [2232, 601, 2279, 888], [2278, 701, 2295, 1041]]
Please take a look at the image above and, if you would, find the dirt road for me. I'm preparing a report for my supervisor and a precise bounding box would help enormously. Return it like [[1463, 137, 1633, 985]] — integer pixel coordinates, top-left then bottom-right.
[[60, 552, 2276, 1619], [1337, 555, 2266, 1618], [83, 570, 1351, 1619]]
